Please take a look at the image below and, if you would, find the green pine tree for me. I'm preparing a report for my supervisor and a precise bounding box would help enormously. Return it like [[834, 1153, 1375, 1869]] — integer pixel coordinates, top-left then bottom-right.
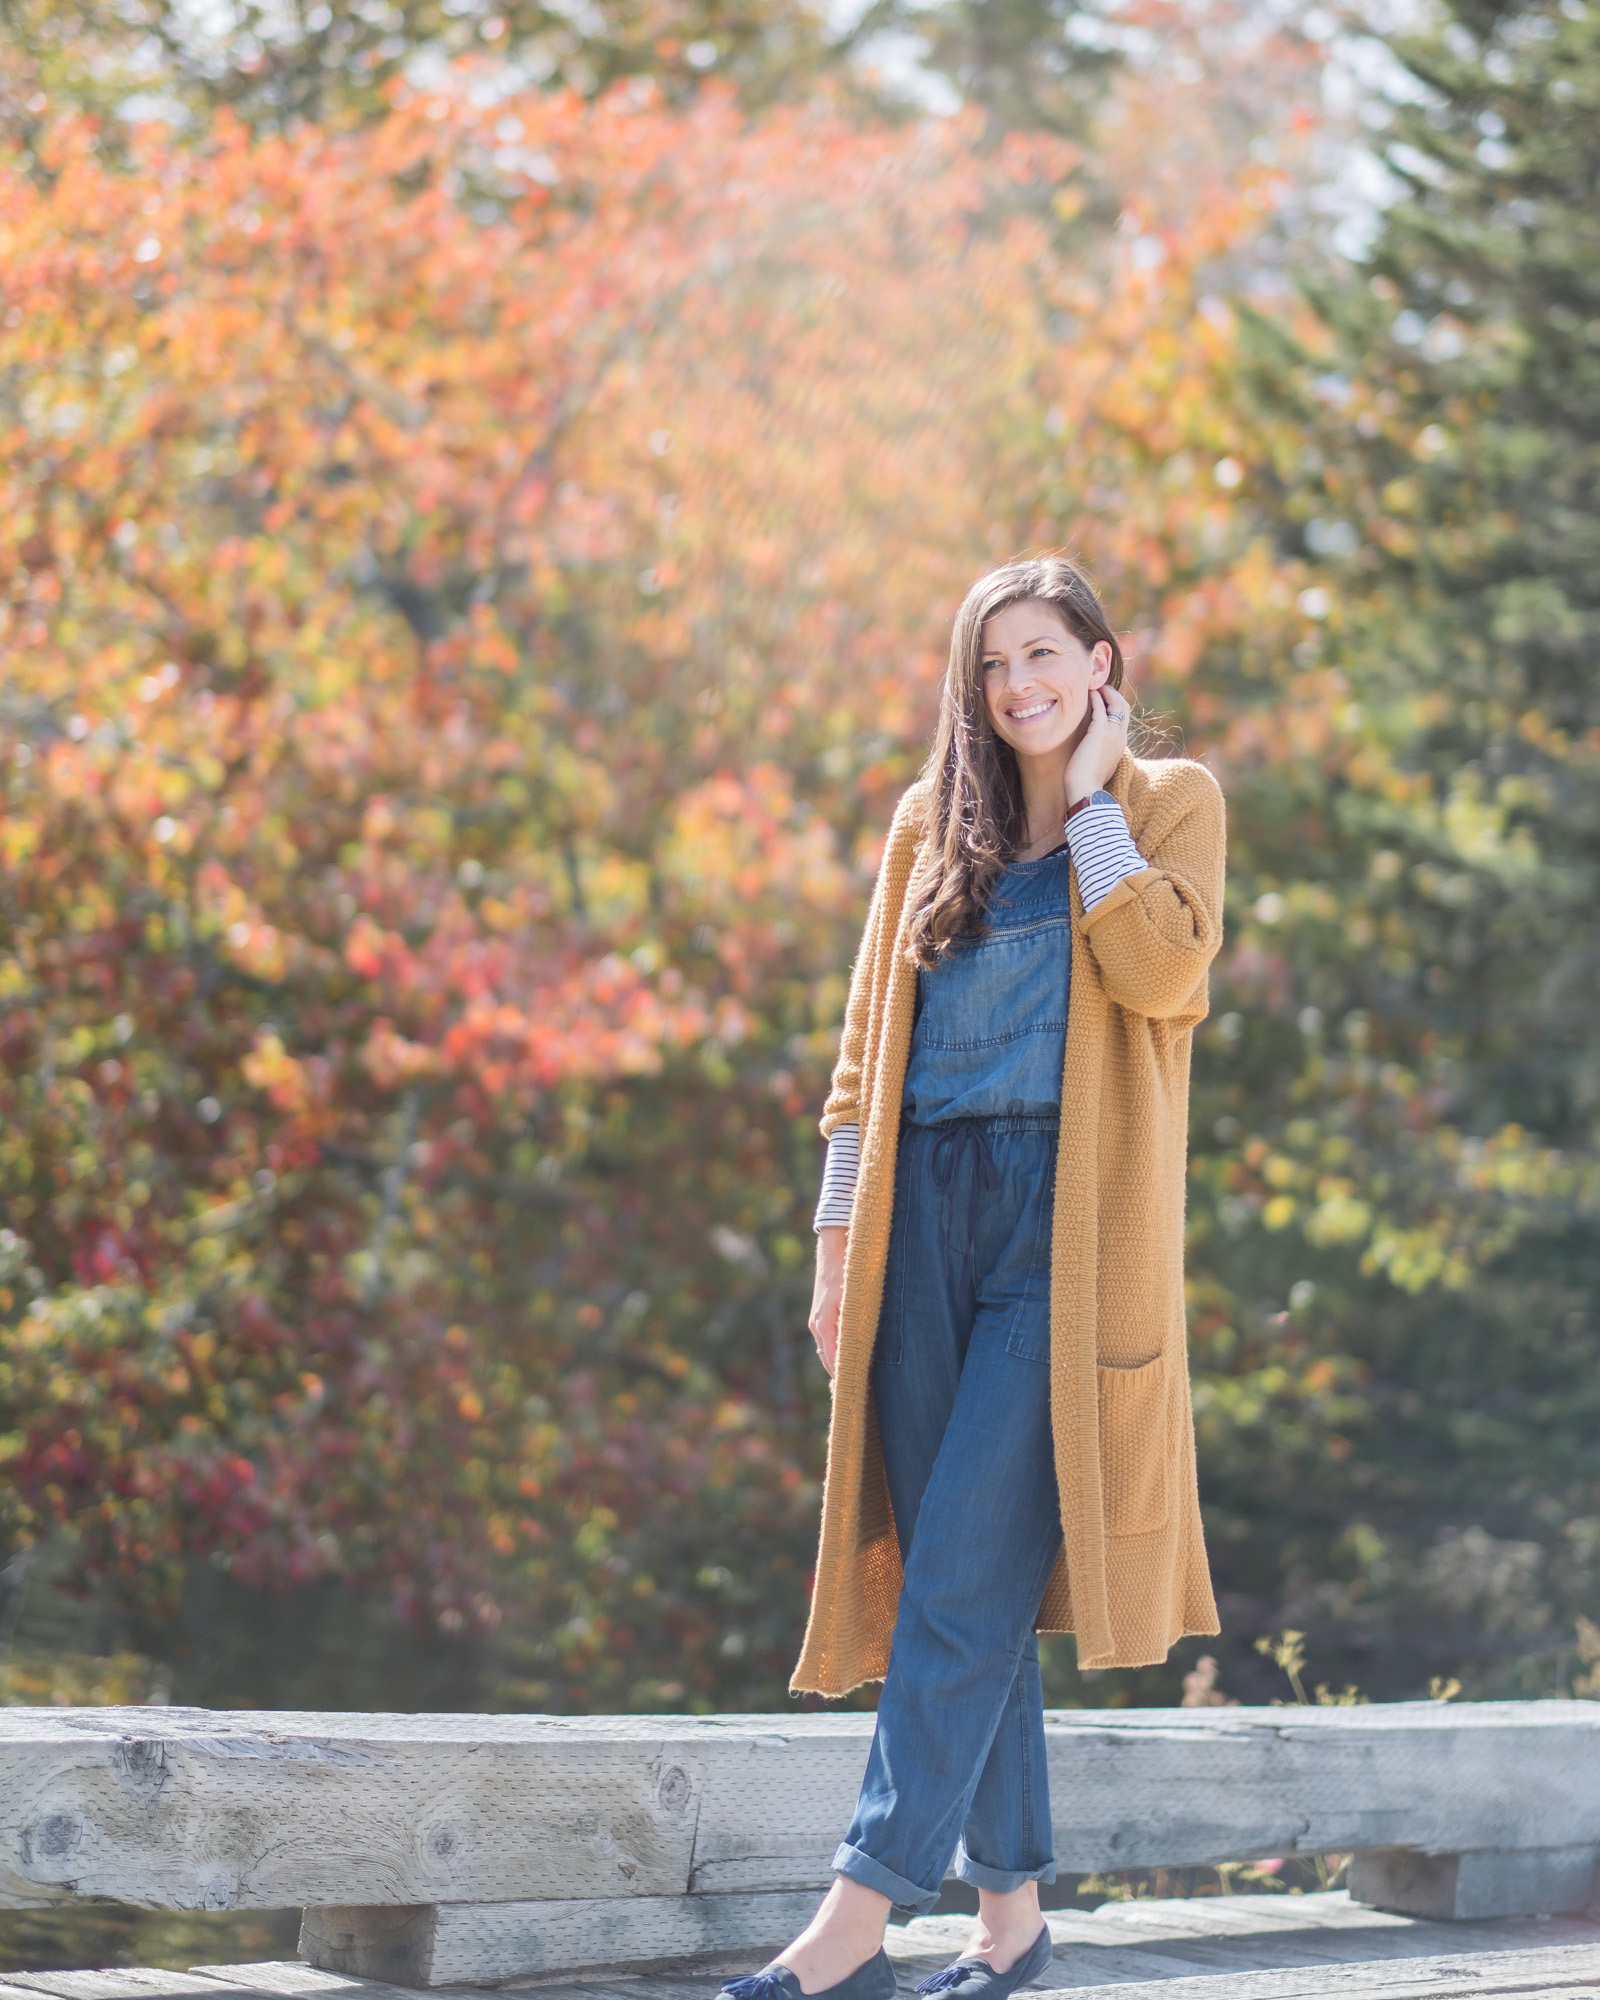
[[1185, 0, 1600, 1701]]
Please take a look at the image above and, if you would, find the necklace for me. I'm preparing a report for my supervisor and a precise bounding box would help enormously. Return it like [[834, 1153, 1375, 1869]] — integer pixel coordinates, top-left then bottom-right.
[[1015, 830, 1063, 864]]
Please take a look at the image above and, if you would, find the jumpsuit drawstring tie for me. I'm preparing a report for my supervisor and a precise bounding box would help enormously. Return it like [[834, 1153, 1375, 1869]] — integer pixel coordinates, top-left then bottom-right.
[[929, 1116, 1000, 1299]]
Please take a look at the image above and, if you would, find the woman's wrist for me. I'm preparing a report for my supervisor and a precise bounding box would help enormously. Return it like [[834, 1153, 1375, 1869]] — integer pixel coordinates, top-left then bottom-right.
[[1066, 762, 1110, 808]]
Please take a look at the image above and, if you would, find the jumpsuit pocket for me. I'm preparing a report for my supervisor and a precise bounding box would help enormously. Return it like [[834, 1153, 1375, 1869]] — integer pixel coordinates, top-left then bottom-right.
[[1097, 1354, 1172, 1534]]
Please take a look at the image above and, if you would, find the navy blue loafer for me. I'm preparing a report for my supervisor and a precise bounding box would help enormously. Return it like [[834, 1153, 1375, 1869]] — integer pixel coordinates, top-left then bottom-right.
[[913, 1923, 1054, 1998], [722, 1948, 898, 2000]]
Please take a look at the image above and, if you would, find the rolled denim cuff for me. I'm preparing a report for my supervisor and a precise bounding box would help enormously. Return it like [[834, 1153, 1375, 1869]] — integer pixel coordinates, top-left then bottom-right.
[[832, 1839, 942, 1914], [952, 1842, 1058, 1892]]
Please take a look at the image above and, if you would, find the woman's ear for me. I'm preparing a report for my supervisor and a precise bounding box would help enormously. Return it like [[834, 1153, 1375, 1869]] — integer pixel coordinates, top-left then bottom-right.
[[1087, 641, 1114, 688]]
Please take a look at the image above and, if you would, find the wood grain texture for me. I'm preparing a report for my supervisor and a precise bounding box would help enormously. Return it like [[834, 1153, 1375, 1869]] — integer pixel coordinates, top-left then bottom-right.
[[1040, 1701, 1600, 1872], [4, 1704, 1599, 1917], [0, 1711, 724, 1912], [0, 1711, 863, 1912]]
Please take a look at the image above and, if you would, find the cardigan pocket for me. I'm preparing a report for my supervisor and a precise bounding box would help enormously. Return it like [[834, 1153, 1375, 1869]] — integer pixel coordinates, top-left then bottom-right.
[[1097, 1354, 1172, 1535]]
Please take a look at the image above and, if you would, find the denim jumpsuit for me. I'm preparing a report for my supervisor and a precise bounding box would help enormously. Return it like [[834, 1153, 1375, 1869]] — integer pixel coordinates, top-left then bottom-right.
[[832, 846, 1070, 1913]]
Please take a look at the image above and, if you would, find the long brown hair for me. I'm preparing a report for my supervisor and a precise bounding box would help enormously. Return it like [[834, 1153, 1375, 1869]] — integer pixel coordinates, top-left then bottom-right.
[[905, 555, 1125, 970]]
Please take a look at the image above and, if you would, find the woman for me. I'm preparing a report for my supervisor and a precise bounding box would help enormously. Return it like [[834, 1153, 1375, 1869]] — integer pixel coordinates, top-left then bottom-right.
[[724, 555, 1224, 2000]]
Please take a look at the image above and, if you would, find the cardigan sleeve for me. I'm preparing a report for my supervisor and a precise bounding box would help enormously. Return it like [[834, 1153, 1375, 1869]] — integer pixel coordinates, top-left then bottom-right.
[[1077, 762, 1225, 1023], [819, 791, 919, 1138], [819, 878, 885, 1137]]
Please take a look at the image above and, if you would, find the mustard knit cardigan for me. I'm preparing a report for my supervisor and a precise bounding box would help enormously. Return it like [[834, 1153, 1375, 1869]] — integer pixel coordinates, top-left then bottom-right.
[[791, 750, 1225, 1697]]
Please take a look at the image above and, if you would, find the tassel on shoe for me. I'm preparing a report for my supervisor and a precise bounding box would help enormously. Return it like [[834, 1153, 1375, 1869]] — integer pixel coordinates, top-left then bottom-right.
[[724, 1976, 799, 2000], [720, 1949, 897, 2000], [914, 1969, 975, 1994], [912, 1924, 1055, 1999]]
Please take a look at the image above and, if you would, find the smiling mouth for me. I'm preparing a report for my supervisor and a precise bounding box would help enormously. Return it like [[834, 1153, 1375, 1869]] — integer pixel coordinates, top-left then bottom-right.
[[1006, 697, 1056, 722]]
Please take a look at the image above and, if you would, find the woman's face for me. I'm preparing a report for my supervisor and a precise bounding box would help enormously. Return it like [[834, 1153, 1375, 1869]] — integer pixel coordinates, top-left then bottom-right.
[[980, 598, 1111, 763]]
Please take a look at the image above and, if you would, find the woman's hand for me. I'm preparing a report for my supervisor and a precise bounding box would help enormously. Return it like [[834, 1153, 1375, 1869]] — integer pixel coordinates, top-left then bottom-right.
[[809, 1226, 848, 1377], [1065, 685, 1133, 806]]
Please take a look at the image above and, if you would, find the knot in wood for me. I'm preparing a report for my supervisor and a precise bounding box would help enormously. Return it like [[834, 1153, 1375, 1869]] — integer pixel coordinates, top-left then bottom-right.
[[113, 1737, 170, 1791], [196, 1870, 241, 1911], [23, 1811, 82, 1866], [656, 1765, 691, 1816]]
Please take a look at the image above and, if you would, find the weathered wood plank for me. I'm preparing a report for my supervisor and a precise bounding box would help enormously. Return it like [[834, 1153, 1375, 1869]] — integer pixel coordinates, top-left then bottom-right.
[[1041, 1702, 1600, 1873], [5, 1704, 1600, 1917], [56, 1895, 1600, 2000], [1191, 1897, 1415, 1932], [299, 1891, 825, 1985], [378, 1864, 1600, 1992], [187, 1966, 479, 2000], [515, 1928, 1600, 2000], [1086, 1899, 1408, 1945], [0, 1712, 716, 1911], [0, 1975, 269, 2000], [1030, 1942, 1600, 1997], [1042, 1900, 1455, 1954], [297, 1841, 1600, 1983], [896, 1897, 1600, 1996], [186, 1965, 481, 2000], [1350, 1842, 1600, 1919]]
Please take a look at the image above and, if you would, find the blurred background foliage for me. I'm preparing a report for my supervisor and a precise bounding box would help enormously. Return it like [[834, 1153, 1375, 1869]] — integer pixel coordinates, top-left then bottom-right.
[[1, 0, 1598, 1804]]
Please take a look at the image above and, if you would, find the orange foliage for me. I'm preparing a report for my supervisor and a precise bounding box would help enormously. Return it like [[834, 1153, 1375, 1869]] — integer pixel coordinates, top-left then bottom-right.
[[0, 62, 1289, 1699]]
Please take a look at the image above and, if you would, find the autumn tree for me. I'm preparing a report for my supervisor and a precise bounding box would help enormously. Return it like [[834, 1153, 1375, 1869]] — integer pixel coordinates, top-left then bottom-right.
[[22, 0, 1576, 1721], [0, 0, 851, 137], [0, 50, 1306, 1707]]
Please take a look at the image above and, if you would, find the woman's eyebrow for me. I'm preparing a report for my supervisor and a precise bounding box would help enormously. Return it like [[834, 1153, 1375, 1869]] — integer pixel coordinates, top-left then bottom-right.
[[982, 634, 1062, 658]]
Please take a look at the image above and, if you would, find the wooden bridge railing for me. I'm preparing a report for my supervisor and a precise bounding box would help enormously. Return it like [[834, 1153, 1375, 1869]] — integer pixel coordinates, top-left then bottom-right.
[[3, 1703, 1597, 1985]]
